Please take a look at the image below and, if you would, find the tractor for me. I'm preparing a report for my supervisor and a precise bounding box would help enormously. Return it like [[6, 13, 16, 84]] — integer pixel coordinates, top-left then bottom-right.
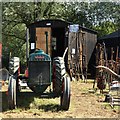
[[8, 19, 71, 110]]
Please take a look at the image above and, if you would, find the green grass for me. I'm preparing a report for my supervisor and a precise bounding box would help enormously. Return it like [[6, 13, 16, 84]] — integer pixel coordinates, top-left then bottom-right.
[[2, 80, 119, 117], [29, 97, 60, 112], [2, 89, 61, 113]]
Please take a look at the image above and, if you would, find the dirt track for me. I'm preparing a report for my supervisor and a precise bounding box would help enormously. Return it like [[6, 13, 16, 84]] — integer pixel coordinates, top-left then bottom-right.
[[0, 80, 119, 118]]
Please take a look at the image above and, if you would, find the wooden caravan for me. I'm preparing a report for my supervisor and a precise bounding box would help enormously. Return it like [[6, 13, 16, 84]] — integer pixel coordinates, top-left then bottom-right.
[[28, 19, 69, 60], [36, 27, 51, 55]]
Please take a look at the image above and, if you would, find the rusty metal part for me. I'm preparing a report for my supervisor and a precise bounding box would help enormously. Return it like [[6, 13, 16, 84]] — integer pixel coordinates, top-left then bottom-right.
[[96, 65, 120, 79], [95, 43, 120, 91], [97, 76, 106, 90]]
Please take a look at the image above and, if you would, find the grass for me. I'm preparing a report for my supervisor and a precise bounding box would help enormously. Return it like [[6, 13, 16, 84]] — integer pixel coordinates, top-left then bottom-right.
[[2, 87, 61, 113], [101, 102, 120, 114], [17, 91, 61, 112], [29, 97, 60, 112], [2, 80, 119, 118]]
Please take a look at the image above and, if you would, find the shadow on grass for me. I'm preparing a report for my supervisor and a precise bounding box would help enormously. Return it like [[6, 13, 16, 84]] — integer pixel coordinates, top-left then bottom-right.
[[38, 104, 61, 112], [2, 91, 36, 112], [2, 91, 61, 112], [1, 91, 8, 112]]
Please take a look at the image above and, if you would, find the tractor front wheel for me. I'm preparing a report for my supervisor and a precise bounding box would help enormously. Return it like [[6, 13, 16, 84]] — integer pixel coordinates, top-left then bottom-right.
[[60, 75, 71, 110], [8, 75, 17, 109]]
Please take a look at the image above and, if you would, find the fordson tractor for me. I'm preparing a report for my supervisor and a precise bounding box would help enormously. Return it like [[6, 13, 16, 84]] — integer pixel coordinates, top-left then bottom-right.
[[8, 19, 71, 110]]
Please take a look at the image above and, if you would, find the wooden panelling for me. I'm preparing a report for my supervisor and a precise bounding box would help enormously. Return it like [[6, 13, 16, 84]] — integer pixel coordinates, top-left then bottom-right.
[[36, 28, 51, 55]]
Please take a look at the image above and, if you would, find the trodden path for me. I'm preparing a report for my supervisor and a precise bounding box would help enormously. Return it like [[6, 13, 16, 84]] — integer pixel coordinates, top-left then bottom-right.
[[0, 80, 119, 118]]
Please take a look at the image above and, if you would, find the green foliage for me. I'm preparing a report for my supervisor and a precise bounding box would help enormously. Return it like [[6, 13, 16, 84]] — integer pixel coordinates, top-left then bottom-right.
[[2, 2, 66, 65], [2, 2, 120, 66], [88, 2, 120, 37], [93, 21, 118, 37]]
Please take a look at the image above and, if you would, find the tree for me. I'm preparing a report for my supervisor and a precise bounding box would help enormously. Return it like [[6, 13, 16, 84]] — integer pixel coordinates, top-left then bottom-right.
[[2, 2, 120, 67], [87, 2, 120, 36], [2, 2, 65, 66]]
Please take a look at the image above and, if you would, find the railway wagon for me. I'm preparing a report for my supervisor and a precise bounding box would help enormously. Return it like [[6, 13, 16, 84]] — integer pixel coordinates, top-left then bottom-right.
[[68, 25, 97, 80]]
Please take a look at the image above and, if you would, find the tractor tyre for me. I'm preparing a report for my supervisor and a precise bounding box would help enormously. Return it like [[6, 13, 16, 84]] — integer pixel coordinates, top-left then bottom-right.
[[60, 75, 71, 110], [9, 57, 20, 75], [53, 57, 66, 96], [8, 75, 17, 109]]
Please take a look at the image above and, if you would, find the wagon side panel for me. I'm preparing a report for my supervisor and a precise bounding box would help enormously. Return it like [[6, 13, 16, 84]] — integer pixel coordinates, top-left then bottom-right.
[[85, 32, 97, 65]]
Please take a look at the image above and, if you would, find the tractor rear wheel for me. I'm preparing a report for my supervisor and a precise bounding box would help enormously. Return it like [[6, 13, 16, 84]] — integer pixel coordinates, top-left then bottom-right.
[[53, 57, 66, 95], [60, 75, 71, 110], [8, 75, 17, 109]]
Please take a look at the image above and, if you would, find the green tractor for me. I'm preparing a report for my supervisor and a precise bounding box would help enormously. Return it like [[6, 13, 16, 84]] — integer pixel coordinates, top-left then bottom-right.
[[8, 19, 71, 110]]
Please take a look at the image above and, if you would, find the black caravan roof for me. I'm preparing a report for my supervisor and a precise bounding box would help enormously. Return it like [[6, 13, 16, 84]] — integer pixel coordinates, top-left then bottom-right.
[[28, 19, 70, 28], [28, 19, 97, 34], [98, 29, 120, 47], [99, 29, 120, 40]]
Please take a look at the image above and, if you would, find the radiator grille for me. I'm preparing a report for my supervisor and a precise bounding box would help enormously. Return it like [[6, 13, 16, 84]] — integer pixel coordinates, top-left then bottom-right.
[[28, 61, 51, 85]]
